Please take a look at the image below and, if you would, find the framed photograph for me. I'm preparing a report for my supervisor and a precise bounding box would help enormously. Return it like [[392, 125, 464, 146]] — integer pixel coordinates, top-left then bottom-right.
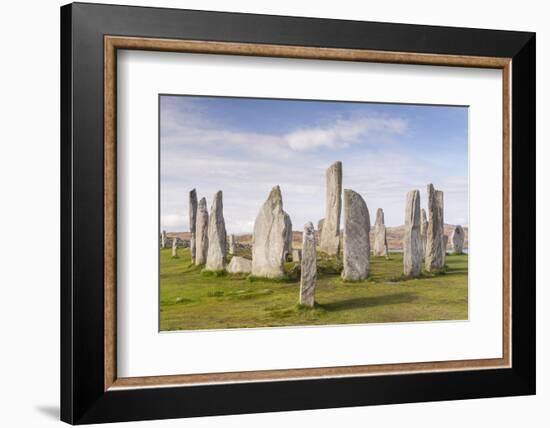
[[61, 2, 535, 424]]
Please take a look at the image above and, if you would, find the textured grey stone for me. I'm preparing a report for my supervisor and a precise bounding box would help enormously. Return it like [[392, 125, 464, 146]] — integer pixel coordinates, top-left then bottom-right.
[[420, 208, 428, 258], [171, 238, 178, 257], [442, 234, 449, 265], [161, 230, 168, 249], [317, 218, 324, 239], [227, 256, 252, 274], [228, 234, 236, 255], [251, 186, 290, 278], [319, 162, 342, 255], [189, 189, 198, 262], [292, 248, 302, 263], [195, 197, 209, 265], [451, 225, 465, 254], [283, 214, 293, 261], [403, 190, 422, 277], [300, 222, 317, 307], [373, 208, 388, 257], [205, 191, 227, 271], [425, 184, 445, 272], [341, 189, 370, 281]]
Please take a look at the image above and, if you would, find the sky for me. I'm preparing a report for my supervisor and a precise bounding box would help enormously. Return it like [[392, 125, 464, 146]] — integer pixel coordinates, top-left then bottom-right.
[[160, 95, 468, 234]]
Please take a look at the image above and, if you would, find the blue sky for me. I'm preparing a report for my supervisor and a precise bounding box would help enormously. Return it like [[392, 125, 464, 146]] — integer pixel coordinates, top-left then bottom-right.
[[160, 95, 468, 234]]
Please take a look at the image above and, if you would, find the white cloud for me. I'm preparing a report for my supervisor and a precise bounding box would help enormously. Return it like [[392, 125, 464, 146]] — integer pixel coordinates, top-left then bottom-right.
[[285, 117, 407, 152]]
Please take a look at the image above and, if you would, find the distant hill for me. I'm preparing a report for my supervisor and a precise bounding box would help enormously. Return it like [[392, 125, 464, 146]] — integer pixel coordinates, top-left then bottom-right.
[[168, 224, 468, 251]]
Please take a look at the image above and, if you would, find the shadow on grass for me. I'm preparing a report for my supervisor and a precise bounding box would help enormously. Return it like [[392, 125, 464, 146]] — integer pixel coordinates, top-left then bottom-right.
[[319, 292, 416, 312]]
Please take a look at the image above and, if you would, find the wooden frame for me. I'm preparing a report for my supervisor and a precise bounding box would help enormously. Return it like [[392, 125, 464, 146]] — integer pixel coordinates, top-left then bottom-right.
[[104, 36, 513, 390], [62, 2, 535, 424]]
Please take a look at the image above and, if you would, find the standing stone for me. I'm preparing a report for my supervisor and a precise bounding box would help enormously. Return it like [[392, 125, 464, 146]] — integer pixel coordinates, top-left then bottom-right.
[[283, 214, 293, 261], [195, 198, 209, 265], [425, 184, 445, 272], [420, 208, 428, 258], [300, 222, 317, 307], [319, 161, 342, 255], [341, 189, 370, 281], [205, 191, 227, 271], [451, 225, 465, 254], [442, 235, 449, 265], [161, 230, 168, 249], [292, 248, 302, 263], [373, 208, 388, 257], [403, 190, 422, 277], [228, 234, 236, 255], [317, 218, 324, 242], [171, 238, 178, 257], [227, 256, 252, 274], [189, 189, 198, 262], [251, 186, 290, 278]]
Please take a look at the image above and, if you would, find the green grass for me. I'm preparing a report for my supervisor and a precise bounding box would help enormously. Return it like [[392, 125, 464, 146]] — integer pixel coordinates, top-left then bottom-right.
[[160, 250, 468, 331]]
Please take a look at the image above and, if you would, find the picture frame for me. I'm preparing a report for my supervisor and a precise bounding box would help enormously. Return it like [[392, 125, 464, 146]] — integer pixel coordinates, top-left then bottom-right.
[[60, 2, 535, 424]]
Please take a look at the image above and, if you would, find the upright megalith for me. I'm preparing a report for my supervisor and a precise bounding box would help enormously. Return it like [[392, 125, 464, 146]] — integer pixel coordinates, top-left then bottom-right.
[[161, 230, 168, 249], [283, 214, 293, 261], [442, 234, 448, 265], [425, 184, 445, 272], [317, 218, 324, 240], [341, 189, 370, 281], [319, 161, 342, 255], [189, 189, 198, 262], [373, 208, 388, 257], [171, 238, 178, 257], [403, 190, 422, 277], [451, 225, 465, 254], [195, 198, 209, 265], [251, 186, 290, 278], [205, 191, 227, 271], [300, 222, 317, 307], [228, 234, 236, 255], [420, 208, 428, 258]]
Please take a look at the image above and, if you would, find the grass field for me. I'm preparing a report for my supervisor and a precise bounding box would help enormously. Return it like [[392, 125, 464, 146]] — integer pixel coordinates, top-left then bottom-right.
[[159, 249, 468, 331]]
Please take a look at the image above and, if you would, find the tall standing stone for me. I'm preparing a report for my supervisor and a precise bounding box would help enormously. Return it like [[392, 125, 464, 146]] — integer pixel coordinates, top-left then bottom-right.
[[425, 184, 445, 272], [283, 214, 293, 261], [228, 234, 236, 255], [299, 222, 317, 307], [341, 189, 370, 281], [251, 186, 290, 278], [161, 230, 168, 249], [319, 161, 342, 255], [317, 218, 324, 242], [420, 208, 428, 258], [189, 189, 198, 262], [195, 198, 209, 265], [373, 208, 388, 257], [403, 190, 422, 277], [451, 225, 465, 254], [205, 191, 227, 271], [171, 238, 178, 257]]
